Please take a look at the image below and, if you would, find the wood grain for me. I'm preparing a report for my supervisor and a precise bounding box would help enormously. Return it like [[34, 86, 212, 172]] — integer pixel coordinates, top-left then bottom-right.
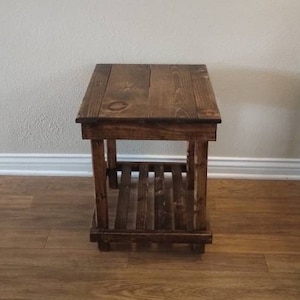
[[106, 139, 118, 189], [99, 64, 150, 118], [91, 140, 108, 229], [114, 165, 131, 229], [149, 65, 197, 118], [172, 164, 186, 230], [194, 141, 208, 230], [154, 165, 166, 230], [82, 122, 217, 140], [136, 164, 149, 230], [76, 64, 111, 121], [190, 65, 221, 122], [77, 64, 221, 123], [1, 176, 300, 299]]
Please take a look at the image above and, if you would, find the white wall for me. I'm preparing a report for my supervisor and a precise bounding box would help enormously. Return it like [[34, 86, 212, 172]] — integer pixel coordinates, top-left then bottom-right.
[[1, 0, 299, 158]]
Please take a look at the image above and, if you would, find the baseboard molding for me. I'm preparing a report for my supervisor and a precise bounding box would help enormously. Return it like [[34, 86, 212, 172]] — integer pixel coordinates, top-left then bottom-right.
[[0, 154, 299, 180]]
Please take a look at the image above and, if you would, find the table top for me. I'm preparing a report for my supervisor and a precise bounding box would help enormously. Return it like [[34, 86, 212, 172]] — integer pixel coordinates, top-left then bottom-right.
[[76, 64, 221, 124]]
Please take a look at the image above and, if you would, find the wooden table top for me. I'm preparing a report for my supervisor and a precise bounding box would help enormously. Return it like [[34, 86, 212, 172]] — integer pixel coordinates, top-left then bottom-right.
[[76, 64, 221, 124]]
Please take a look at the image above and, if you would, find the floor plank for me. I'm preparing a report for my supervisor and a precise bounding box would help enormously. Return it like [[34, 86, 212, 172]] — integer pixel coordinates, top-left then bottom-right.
[[265, 254, 300, 273]]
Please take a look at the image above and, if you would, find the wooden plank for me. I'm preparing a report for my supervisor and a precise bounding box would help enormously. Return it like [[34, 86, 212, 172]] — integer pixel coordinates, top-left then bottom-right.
[[0, 229, 49, 248], [1, 267, 299, 300], [136, 164, 149, 230], [0, 195, 33, 208], [129, 252, 269, 272], [149, 65, 198, 118], [90, 229, 212, 244], [194, 141, 208, 230], [146, 179, 155, 230], [0, 248, 128, 269], [91, 140, 108, 229], [265, 254, 300, 273], [82, 122, 217, 140], [190, 65, 221, 122], [106, 139, 118, 189], [154, 165, 166, 230], [114, 165, 131, 229], [116, 162, 186, 173], [76, 64, 112, 122], [172, 165, 186, 230], [207, 234, 300, 255], [186, 142, 195, 231], [99, 64, 151, 118]]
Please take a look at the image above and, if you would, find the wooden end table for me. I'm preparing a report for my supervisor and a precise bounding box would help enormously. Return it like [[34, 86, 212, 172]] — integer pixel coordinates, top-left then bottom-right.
[[76, 64, 221, 252]]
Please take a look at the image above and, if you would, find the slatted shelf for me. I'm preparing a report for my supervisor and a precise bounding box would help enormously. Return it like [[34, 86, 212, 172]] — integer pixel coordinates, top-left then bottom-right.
[[90, 162, 212, 246]]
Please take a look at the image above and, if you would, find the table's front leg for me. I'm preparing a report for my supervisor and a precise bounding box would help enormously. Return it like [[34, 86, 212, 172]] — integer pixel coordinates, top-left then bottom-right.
[[91, 140, 109, 251], [195, 141, 208, 231]]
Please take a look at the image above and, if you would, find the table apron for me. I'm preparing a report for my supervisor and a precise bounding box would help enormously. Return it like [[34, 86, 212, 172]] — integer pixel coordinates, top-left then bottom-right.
[[81, 122, 217, 141]]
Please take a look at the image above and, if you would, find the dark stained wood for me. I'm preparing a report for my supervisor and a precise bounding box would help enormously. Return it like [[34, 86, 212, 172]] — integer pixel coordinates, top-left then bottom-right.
[[76, 64, 111, 122], [149, 65, 197, 118], [190, 65, 221, 122], [186, 142, 195, 232], [171, 165, 186, 230], [106, 139, 118, 189], [194, 141, 208, 230], [99, 64, 150, 118], [77, 64, 221, 124], [116, 162, 186, 173], [145, 177, 155, 230], [136, 164, 149, 230], [90, 229, 212, 244], [154, 165, 166, 230], [82, 122, 217, 140], [114, 165, 131, 230], [90, 140, 108, 229], [77, 64, 222, 251]]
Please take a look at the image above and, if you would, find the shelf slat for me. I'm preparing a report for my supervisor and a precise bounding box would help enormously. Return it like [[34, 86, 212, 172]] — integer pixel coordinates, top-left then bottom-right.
[[136, 164, 149, 230], [114, 165, 131, 229], [172, 164, 186, 230]]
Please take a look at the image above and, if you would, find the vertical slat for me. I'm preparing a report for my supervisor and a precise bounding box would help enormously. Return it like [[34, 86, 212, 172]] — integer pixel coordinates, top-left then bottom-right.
[[195, 141, 208, 230], [145, 178, 155, 230], [107, 139, 118, 189], [172, 165, 186, 230], [136, 164, 149, 230], [154, 165, 166, 230], [186, 142, 195, 231], [115, 165, 131, 229], [91, 140, 108, 229]]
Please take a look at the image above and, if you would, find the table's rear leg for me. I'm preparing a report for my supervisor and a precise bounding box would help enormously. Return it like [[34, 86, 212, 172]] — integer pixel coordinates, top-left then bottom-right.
[[91, 140, 110, 251], [107, 139, 118, 189]]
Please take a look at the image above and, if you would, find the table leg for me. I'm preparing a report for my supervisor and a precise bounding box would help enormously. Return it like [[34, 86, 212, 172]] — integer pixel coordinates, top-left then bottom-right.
[[107, 139, 118, 189], [186, 141, 195, 232], [91, 140, 110, 251], [195, 141, 208, 231]]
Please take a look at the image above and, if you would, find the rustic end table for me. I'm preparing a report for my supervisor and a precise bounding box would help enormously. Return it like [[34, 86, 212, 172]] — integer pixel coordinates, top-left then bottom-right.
[[76, 64, 221, 252]]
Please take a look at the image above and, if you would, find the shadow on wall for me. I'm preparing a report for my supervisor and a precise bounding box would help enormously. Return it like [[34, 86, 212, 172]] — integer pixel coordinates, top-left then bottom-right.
[[208, 67, 300, 158]]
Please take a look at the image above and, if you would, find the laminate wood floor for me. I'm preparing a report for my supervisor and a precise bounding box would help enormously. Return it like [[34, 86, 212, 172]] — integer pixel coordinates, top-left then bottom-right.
[[0, 176, 299, 299]]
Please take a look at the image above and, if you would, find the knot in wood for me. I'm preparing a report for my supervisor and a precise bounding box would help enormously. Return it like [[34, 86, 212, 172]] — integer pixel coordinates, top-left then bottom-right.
[[108, 101, 128, 111]]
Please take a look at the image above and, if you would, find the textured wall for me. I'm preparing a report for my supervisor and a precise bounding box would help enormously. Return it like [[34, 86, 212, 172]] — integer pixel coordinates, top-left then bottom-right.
[[1, 0, 299, 158]]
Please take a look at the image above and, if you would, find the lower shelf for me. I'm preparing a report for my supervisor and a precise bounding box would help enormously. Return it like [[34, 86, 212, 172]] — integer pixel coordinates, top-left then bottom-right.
[[91, 162, 212, 247]]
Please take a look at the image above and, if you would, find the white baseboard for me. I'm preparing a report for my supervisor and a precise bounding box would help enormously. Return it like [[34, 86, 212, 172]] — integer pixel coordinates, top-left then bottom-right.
[[0, 154, 299, 180]]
